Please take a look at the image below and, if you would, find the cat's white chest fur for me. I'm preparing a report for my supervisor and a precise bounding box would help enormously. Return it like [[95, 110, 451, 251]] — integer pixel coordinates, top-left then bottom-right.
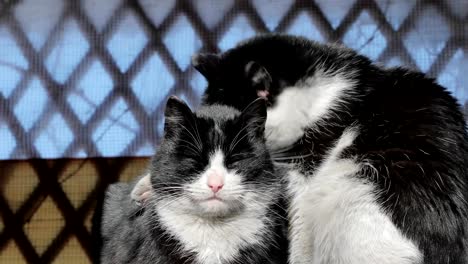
[[286, 129, 421, 264], [267, 73, 421, 263], [157, 197, 267, 264]]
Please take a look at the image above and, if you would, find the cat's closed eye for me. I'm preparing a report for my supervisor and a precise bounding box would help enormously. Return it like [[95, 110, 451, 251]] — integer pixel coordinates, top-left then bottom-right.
[[181, 153, 203, 165], [227, 153, 255, 168], [176, 150, 202, 166]]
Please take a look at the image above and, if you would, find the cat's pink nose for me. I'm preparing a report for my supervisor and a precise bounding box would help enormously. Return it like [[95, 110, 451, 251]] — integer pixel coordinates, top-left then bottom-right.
[[207, 172, 224, 193]]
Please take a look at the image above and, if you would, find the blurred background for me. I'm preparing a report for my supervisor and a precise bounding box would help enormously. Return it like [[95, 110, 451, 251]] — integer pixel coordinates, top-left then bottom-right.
[[0, 0, 467, 263]]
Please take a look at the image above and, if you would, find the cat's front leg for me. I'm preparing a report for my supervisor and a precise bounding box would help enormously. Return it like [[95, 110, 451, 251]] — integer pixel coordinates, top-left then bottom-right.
[[287, 167, 422, 264], [287, 170, 316, 264], [286, 129, 421, 264]]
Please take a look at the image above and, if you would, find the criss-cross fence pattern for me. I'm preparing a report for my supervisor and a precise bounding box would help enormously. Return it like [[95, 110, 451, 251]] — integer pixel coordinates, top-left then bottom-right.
[[0, 0, 467, 263], [0, 0, 466, 160]]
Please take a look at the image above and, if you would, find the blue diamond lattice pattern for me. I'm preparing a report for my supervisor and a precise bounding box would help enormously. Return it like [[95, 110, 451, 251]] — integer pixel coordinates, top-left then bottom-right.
[[0, 0, 466, 161]]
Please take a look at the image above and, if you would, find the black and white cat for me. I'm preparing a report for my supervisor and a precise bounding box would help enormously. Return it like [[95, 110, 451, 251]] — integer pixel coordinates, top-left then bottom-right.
[[100, 96, 288, 264], [187, 35, 468, 264]]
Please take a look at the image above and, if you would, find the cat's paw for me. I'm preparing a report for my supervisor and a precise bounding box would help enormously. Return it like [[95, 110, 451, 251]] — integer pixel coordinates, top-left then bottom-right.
[[131, 174, 152, 206]]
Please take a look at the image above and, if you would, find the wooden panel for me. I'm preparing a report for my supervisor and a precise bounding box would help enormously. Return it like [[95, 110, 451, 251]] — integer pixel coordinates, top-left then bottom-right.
[[0, 157, 150, 263]]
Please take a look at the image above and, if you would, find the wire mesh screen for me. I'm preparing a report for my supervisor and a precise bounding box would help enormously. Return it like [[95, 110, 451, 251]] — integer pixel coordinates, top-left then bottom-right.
[[0, 0, 467, 160], [0, 0, 467, 263]]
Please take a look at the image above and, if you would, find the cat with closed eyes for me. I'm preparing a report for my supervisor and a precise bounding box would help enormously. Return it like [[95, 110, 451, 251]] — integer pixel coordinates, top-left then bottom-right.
[[100, 96, 288, 264], [185, 34, 468, 264], [131, 35, 468, 263]]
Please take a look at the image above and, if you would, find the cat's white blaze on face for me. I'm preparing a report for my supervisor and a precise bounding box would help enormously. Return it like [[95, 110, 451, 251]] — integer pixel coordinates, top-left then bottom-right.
[[185, 150, 243, 215]]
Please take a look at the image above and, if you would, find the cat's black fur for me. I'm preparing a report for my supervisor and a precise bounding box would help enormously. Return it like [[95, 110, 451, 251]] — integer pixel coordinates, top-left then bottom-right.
[[193, 34, 468, 263], [99, 97, 288, 264]]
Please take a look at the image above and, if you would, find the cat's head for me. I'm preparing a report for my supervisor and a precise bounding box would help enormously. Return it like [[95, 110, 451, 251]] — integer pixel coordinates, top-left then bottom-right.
[[192, 34, 361, 111], [192, 51, 275, 111], [150, 96, 277, 218]]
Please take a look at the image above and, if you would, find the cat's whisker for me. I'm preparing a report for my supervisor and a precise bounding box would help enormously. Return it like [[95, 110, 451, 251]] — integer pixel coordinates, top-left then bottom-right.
[[228, 123, 252, 154], [252, 203, 289, 221], [178, 139, 202, 154], [272, 153, 314, 161], [269, 144, 297, 155], [188, 116, 203, 149], [153, 186, 185, 190], [229, 129, 257, 154], [178, 123, 203, 150], [229, 152, 253, 158]]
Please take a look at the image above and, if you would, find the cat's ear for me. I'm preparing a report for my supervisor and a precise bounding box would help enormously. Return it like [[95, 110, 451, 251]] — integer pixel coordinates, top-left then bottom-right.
[[191, 53, 220, 80], [240, 98, 267, 138], [164, 96, 194, 137], [245, 61, 272, 94]]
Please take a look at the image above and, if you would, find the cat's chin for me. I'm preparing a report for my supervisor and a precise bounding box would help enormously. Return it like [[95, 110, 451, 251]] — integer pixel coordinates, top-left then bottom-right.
[[193, 198, 244, 218]]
